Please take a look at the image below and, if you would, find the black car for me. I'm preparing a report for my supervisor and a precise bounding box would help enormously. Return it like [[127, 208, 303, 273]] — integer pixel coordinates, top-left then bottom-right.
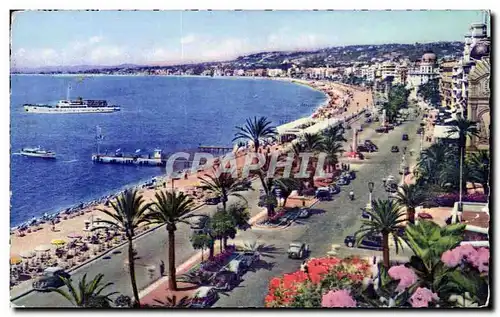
[[32, 267, 70, 291], [213, 271, 240, 291], [365, 118, 372, 124], [402, 134, 409, 141], [205, 197, 221, 205], [391, 146, 399, 153], [364, 112, 371, 118], [344, 234, 383, 250], [315, 189, 332, 201], [417, 128, 424, 135]]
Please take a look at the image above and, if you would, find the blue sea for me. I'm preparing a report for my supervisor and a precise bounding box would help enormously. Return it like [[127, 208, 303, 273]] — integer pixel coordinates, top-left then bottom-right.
[[10, 75, 326, 227]]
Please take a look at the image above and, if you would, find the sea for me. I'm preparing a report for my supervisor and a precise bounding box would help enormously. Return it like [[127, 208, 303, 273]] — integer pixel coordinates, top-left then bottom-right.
[[10, 75, 326, 227]]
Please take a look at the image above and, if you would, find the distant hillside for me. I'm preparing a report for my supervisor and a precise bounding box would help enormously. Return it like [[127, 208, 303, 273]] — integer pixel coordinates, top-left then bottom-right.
[[11, 41, 464, 74]]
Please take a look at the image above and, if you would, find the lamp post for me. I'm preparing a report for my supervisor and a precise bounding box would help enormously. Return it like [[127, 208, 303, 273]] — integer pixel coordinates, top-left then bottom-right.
[[368, 181, 374, 209]]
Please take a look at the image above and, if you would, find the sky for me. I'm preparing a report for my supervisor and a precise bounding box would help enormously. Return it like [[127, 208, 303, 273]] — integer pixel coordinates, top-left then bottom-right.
[[11, 10, 488, 68]]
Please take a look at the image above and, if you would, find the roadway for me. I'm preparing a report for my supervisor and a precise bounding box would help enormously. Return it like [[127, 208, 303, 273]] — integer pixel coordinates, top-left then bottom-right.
[[14, 111, 421, 307], [213, 114, 422, 307]]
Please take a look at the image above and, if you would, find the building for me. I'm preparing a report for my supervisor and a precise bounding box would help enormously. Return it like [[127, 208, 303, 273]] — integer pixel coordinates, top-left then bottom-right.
[[406, 51, 440, 98], [267, 68, 284, 77], [395, 63, 408, 85], [380, 61, 397, 80], [439, 60, 458, 109], [466, 57, 490, 151]]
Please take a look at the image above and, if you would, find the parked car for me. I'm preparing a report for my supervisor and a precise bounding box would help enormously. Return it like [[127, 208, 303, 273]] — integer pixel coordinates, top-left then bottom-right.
[[287, 242, 309, 259], [191, 286, 218, 308], [336, 177, 350, 186], [213, 271, 240, 291], [364, 112, 371, 118], [239, 251, 260, 268], [365, 118, 372, 124], [364, 140, 378, 151], [315, 189, 332, 201], [357, 145, 371, 153], [344, 234, 383, 250], [32, 267, 70, 291], [297, 208, 311, 219], [391, 146, 399, 153], [329, 184, 341, 194], [227, 259, 246, 276], [361, 208, 371, 220], [417, 128, 424, 135], [402, 134, 409, 141], [374, 117, 380, 122], [375, 127, 387, 133], [205, 196, 221, 205], [385, 182, 399, 193], [342, 171, 356, 180]]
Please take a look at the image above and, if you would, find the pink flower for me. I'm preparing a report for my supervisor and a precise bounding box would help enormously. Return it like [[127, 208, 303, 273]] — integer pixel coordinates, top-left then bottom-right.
[[441, 249, 462, 268], [457, 244, 477, 259], [410, 287, 439, 308], [468, 247, 490, 273], [321, 289, 357, 307], [388, 265, 418, 291]]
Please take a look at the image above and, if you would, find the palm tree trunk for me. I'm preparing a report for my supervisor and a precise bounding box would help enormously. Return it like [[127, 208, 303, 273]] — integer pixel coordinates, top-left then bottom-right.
[[407, 207, 415, 224], [219, 238, 223, 253], [201, 248, 204, 262], [382, 233, 390, 268], [223, 236, 228, 249], [209, 242, 215, 259], [128, 239, 140, 306], [167, 229, 177, 291], [283, 196, 288, 208]]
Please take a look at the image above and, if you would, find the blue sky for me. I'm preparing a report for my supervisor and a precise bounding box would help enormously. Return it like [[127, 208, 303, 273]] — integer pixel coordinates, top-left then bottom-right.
[[11, 10, 488, 67]]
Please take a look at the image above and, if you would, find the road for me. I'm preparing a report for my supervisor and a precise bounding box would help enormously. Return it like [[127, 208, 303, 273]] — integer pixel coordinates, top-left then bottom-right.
[[214, 115, 422, 307]]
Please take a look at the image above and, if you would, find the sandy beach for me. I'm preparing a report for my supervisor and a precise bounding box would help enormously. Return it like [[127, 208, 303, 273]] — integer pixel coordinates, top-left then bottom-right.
[[10, 78, 373, 285]]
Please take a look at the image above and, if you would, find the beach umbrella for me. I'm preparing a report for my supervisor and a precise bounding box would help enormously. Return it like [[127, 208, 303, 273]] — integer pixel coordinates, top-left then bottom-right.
[[19, 251, 36, 259], [67, 232, 82, 239], [35, 244, 52, 252], [51, 239, 66, 246], [10, 256, 22, 265]]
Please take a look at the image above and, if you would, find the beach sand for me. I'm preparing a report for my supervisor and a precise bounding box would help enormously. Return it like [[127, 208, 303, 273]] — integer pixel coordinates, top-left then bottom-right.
[[10, 79, 372, 273]]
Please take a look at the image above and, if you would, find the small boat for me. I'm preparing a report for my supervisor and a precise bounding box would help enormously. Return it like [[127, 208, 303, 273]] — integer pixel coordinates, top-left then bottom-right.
[[20, 146, 56, 159]]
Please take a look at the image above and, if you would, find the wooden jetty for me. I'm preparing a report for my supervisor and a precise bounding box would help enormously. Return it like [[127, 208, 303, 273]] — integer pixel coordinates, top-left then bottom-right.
[[198, 145, 234, 154]]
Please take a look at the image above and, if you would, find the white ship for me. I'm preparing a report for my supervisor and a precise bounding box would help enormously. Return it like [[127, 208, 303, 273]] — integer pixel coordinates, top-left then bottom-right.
[[23, 85, 120, 114], [20, 147, 56, 159]]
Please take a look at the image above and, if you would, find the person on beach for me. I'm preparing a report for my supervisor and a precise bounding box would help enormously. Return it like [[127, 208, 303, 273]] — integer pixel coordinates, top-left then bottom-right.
[[51, 219, 56, 232]]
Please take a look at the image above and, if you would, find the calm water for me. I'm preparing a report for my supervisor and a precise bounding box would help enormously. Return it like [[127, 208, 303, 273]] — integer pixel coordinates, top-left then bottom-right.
[[10, 75, 326, 226]]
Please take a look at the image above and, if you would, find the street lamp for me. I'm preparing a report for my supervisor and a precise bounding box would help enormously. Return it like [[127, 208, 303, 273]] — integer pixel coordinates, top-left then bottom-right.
[[368, 181, 374, 209]]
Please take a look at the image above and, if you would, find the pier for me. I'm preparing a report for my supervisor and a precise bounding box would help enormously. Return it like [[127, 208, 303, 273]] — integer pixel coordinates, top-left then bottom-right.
[[198, 145, 234, 154]]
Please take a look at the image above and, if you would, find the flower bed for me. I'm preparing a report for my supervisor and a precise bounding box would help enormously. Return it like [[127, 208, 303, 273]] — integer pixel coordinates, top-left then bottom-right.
[[265, 256, 371, 307], [433, 192, 488, 207]]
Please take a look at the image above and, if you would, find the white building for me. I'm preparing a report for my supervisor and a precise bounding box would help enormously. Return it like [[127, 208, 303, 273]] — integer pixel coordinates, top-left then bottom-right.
[[407, 52, 440, 97], [267, 68, 285, 77]]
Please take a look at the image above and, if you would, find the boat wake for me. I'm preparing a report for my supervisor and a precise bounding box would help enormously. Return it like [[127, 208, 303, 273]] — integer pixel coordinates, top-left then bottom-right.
[[62, 159, 78, 163]]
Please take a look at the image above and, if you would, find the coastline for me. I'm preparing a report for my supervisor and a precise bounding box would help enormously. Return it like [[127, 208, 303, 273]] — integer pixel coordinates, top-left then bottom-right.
[[10, 76, 372, 294], [10, 75, 328, 230]]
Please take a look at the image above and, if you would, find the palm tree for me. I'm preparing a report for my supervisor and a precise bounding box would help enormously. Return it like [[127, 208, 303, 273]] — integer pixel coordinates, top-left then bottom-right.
[[394, 184, 427, 224], [233, 116, 277, 154], [49, 273, 117, 307], [322, 125, 347, 143], [273, 178, 301, 207], [417, 143, 456, 185], [446, 115, 480, 203], [468, 150, 490, 196], [97, 189, 150, 306], [301, 133, 323, 153], [148, 190, 195, 291], [151, 295, 192, 308], [321, 137, 344, 172], [233, 116, 277, 216], [197, 169, 250, 211], [355, 199, 406, 268]]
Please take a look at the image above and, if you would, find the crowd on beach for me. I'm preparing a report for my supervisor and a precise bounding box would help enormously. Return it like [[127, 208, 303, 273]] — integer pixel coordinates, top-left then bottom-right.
[[10, 79, 374, 290]]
